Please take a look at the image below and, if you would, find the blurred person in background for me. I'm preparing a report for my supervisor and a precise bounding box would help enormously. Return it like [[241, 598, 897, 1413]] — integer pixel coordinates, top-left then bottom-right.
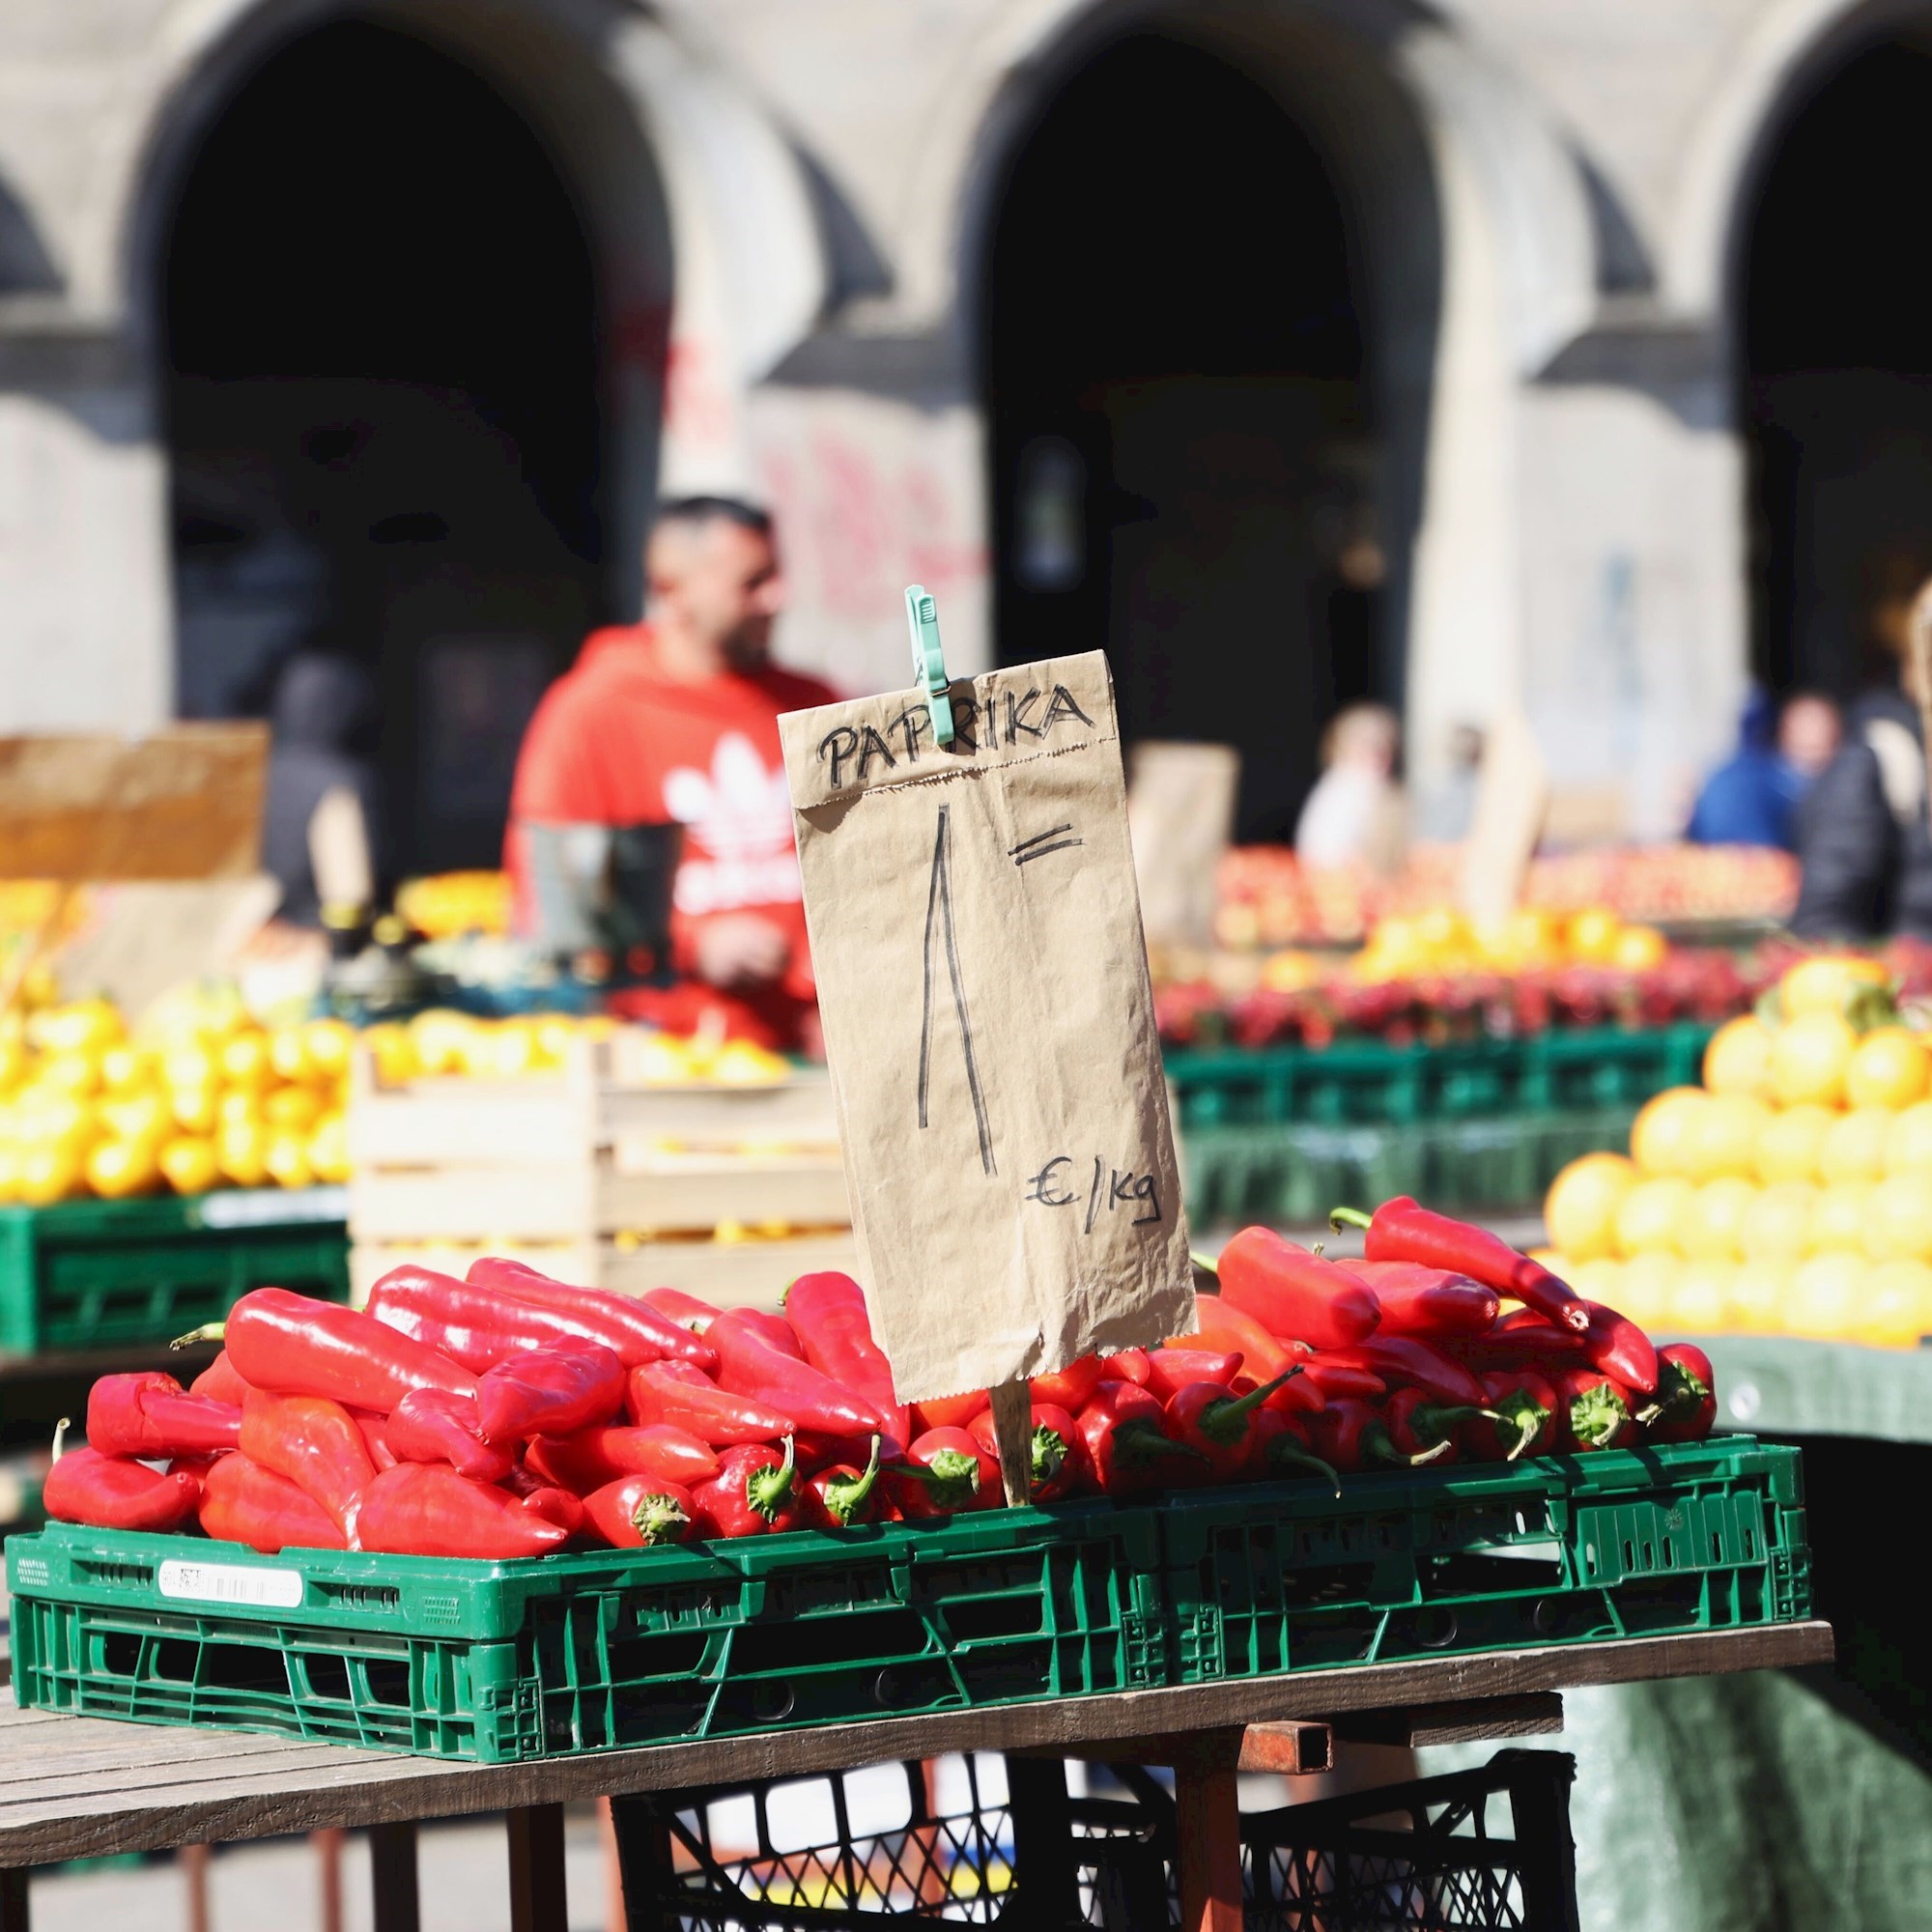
[[1793, 579, 1932, 938], [262, 647, 384, 927], [1294, 702, 1406, 873], [507, 497, 836, 1049], [1413, 722, 1484, 844], [1686, 689, 1839, 851]]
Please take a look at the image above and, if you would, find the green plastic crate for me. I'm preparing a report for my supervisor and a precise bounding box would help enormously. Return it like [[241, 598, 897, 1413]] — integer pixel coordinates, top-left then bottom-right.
[[0, 1188, 349, 1353], [6, 1499, 1164, 1762], [1157, 1437, 1808, 1684]]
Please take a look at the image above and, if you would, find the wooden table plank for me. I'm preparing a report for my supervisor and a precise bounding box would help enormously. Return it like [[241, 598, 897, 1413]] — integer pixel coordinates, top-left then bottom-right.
[[0, 1621, 1833, 1868]]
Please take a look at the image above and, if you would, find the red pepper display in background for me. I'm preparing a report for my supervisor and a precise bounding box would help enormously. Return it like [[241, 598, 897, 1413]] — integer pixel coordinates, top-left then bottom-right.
[[1074, 1382, 1208, 1497], [218, 1288, 478, 1410], [708, 1308, 890, 1438], [188, 1350, 251, 1406], [888, 1427, 998, 1518], [44, 1440, 202, 1533], [86, 1373, 241, 1460], [1180, 1295, 1304, 1387], [1469, 1371, 1560, 1462], [200, 1453, 344, 1552], [353, 1463, 573, 1558], [368, 1266, 668, 1374], [690, 1438, 800, 1538], [1340, 1261, 1499, 1338], [526, 1424, 718, 1495], [626, 1361, 793, 1446], [784, 1273, 912, 1451], [1308, 1398, 1448, 1474], [1639, 1345, 1717, 1443], [1316, 1336, 1490, 1408], [466, 1256, 716, 1371], [1213, 1228, 1382, 1349], [970, 1402, 1088, 1502], [801, 1437, 887, 1528], [384, 1388, 513, 1483], [1165, 1371, 1301, 1482], [1553, 1367, 1634, 1451], [1382, 1387, 1505, 1465], [1332, 1199, 1589, 1333], [475, 1342, 626, 1445], [641, 1286, 724, 1333], [1142, 1350, 1242, 1404], [582, 1474, 695, 1548], [1294, 1358, 1387, 1404], [238, 1389, 378, 1534], [1096, 1350, 1151, 1386], [909, 1390, 990, 1435], [1029, 1354, 1105, 1413], [1247, 1410, 1342, 1494]]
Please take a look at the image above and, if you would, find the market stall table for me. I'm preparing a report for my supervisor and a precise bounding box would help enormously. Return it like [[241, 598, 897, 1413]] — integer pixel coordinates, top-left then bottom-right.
[[0, 1622, 1832, 1932]]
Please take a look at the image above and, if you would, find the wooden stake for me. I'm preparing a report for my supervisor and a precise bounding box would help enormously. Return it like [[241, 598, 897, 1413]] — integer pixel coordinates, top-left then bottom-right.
[[987, 1378, 1034, 1507]]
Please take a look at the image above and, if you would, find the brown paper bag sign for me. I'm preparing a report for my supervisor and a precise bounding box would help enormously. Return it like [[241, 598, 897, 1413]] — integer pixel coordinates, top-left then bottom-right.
[[780, 649, 1195, 1409]]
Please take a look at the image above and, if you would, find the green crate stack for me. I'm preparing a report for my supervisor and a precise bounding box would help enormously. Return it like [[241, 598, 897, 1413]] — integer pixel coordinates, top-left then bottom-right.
[[7, 1439, 1807, 1764], [0, 1191, 350, 1354]]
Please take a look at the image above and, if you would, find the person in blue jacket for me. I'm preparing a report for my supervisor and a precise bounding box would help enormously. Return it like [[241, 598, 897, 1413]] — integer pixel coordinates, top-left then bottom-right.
[[1687, 690, 1838, 851]]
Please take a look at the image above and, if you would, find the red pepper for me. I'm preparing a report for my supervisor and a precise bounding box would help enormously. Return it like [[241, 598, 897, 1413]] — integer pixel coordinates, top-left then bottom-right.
[[1246, 1410, 1342, 1493], [526, 1424, 718, 1494], [801, 1437, 887, 1528], [464, 1255, 716, 1369], [1142, 1349, 1242, 1404], [1029, 1354, 1105, 1412], [352, 1409, 399, 1472], [200, 1452, 345, 1551], [384, 1388, 514, 1483], [626, 1360, 792, 1445], [1341, 1261, 1499, 1337], [1165, 1372, 1301, 1482], [909, 1390, 990, 1434], [220, 1288, 478, 1410], [44, 1441, 202, 1532], [1469, 1370, 1560, 1462], [690, 1437, 800, 1537], [475, 1342, 626, 1444], [1577, 1301, 1660, 1397], [86, 1373, 241, 1459], [1307, 1398, 1448, 1473], [188, 1350, 251, 1406], [239, 1389, 377, 1533], [641, 1286, 724, 1333], [1381, 1387, 1508, 1465], [352, 1463, 572, 1557], [887, 1426, 999, 1517], [1181, 1294, 1303, 1385], [516, 1482, 586, 1539], [1333, 1199, 1589, 1332], [368, 1265, 672, 1373], [1073, 1383, 1208, 1496], [1638, 1345, 1717, 1443], [708, 1307, 890, 1438], [784, 1272, 912, 1450], [1315, 1336, 1490, 1407], [582, 1474, 695, 1547], [1554, 1367, 1634, 1451], [1438, 1319, 1590, 1376], [1096, 1350, 1152, 1385], [969, 1402, 1089, 1502], [1295, 1358, 1388, 1403], [1213, 1228, 1381, 1348]]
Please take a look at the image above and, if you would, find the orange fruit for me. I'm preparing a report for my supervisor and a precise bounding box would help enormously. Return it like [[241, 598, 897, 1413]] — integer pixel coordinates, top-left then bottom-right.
[[1631, 1089, 1709, 1178], [1571, 1256, 1626, 1306], [1786, 1250, 1865, 1339], [263, 1085, 324, 1132], [29, 999, 123, 1056], [1859, 1259, 1932, 1348], [1615, 1252, 1681, 1328], [1703, 1017, 1775, 1100], [1864, 1175, 1932, 1263], [1665, 1260, 1733, 1332], [160, 1042, 220, 1094], [0, 1145, 19, 1204], [39, 1050, 102, 1099], [1755, 1104, 1833, 1185], [1687, 1095, 1770, 1181], [268, 1026, 315, 1085], [219, 1031, 275, 1094], [1545, 1154, 1638, 1262], [1566, 906, 1624, 964], [362, 1022, 414, 1085], [216, 1120, 270, 1189], [1611, 924, 1667, 971], [1779, 954, 1889, 1020], [302, 1019, 356, 1080], [84, 1136, 160, 1200], [158, 1136, 220, 1196], [1725, 1259, 1792, 1336], [1818, 1107, 1894, 1186], [217, 1089, 260, 1129], [308, 1112, 350, 1185], [99, 1044, 156, 1094], [1681, 1179, 1755, 1261], [14, 1143, 84, 1206], [1887, 1101, 1932, 1176], [1809, 1181, 1874, 1253], [1846, 1027, 1931, 1111], [98, 1090, 172, 1150], [1771, 1013, 1857, 1110], [1614, 1176, 1696, 1257], [264, 1130, 314, 1190], [1740, 1181, 1817, 1263]]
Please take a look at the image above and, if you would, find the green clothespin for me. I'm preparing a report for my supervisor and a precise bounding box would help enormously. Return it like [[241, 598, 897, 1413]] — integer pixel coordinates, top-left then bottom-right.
[[905, 583, 954, 748]]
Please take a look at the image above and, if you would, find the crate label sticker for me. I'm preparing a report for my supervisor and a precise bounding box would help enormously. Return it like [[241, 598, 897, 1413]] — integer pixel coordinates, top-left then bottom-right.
[[157, 1557, 303, 1609]]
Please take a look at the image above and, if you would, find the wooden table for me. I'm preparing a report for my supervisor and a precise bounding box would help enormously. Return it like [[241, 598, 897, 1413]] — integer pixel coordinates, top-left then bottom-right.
[[0, 1621, 1832, 1932]]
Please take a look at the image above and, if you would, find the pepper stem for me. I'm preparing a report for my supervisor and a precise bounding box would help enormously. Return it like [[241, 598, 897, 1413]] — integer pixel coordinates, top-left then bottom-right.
[[1328, 1206, 1374, 1233], [1115, 1418, 1211, 1466], [1264, 1438, 1342, 1497], [1635, 1360, 1712, 1427], [1188, 1251, 1221, 1277], [51, 1416, 70, 1463], [745, 1435, 798, 1521], [630, 1491, 691, 1546], [171, 1323, 226, 1351], [1202, 1368, 1302, 1442], [821, 1436, 883, 1525], [1029, 1424, 1068, 1492], [895, 1445, 982, 1509]]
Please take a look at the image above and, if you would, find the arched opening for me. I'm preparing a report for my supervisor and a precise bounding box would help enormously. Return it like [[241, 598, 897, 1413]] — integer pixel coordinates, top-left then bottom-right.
[[162, 16, 615, 875], [984, 28, 1430, 843], [1741, 35, 1932, 701]]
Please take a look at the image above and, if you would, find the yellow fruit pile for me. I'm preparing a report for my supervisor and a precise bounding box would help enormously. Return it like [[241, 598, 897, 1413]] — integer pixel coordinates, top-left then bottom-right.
[[0, 995, 355, 1206], [1543, 954, 1932, 1347], [1349, 904, 1667, 984], [393, 871, 513, 940], [367, 1010, 789, 1088]]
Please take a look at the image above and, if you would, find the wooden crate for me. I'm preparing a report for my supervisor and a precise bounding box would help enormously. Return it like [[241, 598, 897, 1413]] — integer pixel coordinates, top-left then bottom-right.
[[347, 1038, 852, 1310]]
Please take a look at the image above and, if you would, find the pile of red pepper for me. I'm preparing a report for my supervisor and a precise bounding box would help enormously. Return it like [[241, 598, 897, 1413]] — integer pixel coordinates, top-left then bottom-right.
[[41, 1201, 1715, 1556]]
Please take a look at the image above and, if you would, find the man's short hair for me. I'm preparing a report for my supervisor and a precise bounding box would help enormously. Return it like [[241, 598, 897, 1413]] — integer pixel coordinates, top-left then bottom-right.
[[653, 496, 774, 540]]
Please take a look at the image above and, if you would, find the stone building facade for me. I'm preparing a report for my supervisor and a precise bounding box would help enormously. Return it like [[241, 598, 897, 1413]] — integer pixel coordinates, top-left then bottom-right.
[[0, 0, 1920, 865]]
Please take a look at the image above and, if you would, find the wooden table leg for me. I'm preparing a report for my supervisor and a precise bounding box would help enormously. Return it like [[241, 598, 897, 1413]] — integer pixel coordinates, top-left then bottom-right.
[[507, 1804, 569, 1932], [316, 1827, 345, 1932], [1173, 1756, 1243, 1932], [1005, 1757, 1080, 1931], [0, 1865, 28, 1932], [181, 1842, 211, 1932], [369, 1822, 420, 1932]]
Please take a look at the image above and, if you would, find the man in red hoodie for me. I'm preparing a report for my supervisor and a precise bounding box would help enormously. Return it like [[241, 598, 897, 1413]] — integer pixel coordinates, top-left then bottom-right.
[[506, 498, 837, 1048]]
